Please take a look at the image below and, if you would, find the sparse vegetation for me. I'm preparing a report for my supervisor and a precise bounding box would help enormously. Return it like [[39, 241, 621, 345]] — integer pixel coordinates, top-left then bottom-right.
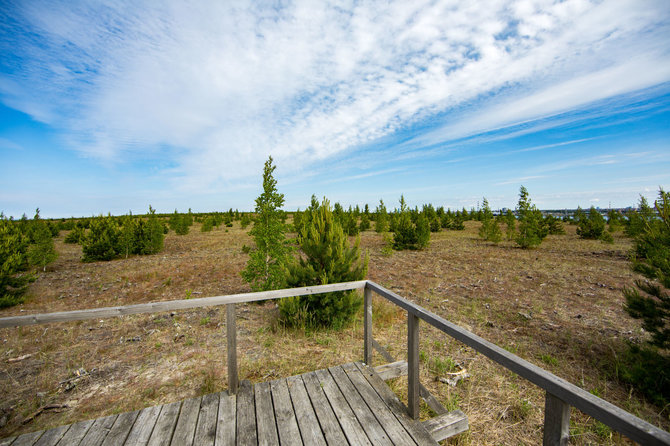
[[1, 192, 669, 444]]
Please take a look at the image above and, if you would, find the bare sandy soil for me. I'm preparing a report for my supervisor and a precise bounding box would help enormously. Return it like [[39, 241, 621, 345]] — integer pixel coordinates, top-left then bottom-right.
[[1, 221, 667, 444]]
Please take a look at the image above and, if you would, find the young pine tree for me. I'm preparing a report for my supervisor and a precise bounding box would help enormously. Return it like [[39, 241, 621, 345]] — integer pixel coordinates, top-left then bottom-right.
[[140, 206, 165, 255], [241, 157, 291, 292], [624, 189, 670, 349], [1, 216, 32, 307], [393, 195, 430, 250], [505, 210, 516, 241], [577, 206, 610, 242], [515, 186, 546, 248], [621, 189, 670, 405], [282, 198, 368, 329], [478, 198, 502, 243], [82, 216, 121, 262], [27, 212, 57, 271], [375, 200, 389, 233], [625, 196, 656, 237]]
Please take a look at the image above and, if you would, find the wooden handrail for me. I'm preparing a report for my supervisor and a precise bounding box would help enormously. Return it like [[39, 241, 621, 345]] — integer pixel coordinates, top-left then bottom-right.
[[0, 281, 367, 328], [364, 280, 670, 446], [1, 279, 668, 444]]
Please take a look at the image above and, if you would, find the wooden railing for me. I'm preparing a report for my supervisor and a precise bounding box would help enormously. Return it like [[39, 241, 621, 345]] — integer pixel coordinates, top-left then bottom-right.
[[1, 280, 669, 445]]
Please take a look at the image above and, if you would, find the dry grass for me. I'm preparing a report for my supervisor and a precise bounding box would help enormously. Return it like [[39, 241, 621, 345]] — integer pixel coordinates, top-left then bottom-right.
[[0, 221, 667, 444]]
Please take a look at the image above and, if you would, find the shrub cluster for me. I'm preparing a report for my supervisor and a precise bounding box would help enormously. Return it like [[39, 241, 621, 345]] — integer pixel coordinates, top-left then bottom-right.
[[82, 208, 164, 262]]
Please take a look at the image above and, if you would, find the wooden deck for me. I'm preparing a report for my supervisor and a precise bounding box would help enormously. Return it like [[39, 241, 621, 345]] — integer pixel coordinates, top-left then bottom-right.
[[1, 362, 461, 446]]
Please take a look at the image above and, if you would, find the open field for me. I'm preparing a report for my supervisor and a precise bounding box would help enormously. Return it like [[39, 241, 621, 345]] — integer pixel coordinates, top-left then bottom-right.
[[1, 221, 668, 444]]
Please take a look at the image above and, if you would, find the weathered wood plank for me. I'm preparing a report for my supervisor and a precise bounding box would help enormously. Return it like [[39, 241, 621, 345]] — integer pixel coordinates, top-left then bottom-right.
[[270, 378, 302, 446], [301, 371, 349, 446], [0, 282, 367, 328], [146, 401, 181, 446], [0, 437, 16, 446], [55, 420, 94, 445], [328, 365, 392, 446], [171, 397, 201, 445], [366, 281, 670, 445], [33, 425, 70, 446], [101, 410, 140, 446], [341, 362, 417, 446], [373, 361, 408, 381], [236, 380, 256, 446], [78, 415, 117, 446], [215, 392, 236, 446], [10, 431, 43, 446], [254, 381, 279, 446], [372, 338, 395, 363], [193, 393, 219, 446], [407, 312, 420, 420], [314, 368, 372, 446], [286, 375, 326, 446], [364, 286, 373, 366], [124, 404, 161, 445], [543, 392, 570, 446], [227, 303, 238, 395], [421, 411, 468, 442], [353, 362, 438, 446]]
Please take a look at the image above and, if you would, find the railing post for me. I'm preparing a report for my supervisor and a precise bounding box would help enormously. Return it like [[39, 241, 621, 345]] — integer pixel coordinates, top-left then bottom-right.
[[408, 311, 420, 420], [364, 285, 372, 365], [543, 391, 570, 446], [227, 303, 238, 395]]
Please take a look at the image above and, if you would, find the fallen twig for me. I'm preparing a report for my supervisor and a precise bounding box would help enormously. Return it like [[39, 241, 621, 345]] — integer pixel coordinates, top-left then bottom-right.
[[7, 353, 32, 363]]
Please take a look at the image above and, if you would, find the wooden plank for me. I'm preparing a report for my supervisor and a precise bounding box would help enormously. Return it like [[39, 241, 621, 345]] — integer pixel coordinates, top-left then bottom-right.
[[364, 287, 373, 365], [124, 404, 162, 445], [101, 410, 140, 446], [254, 382, 279, 446], [215, 392, 236, 446], [286, 375, 326, 446], [328, 365, 392, 446], [33, 425, 70, 446], [55, 420, 94, 445], [301, 371, 349, 446], [0, 281, 367, 328], [543, 392, 570, 446], [146, 401, 181, 446], [10, 431, 43, 446], [236, 380, 256, 446], [270, 379, 302, 446], [407, 312, 420, 420], [170, 397, 201, 445], [366, 281, 670, 445], [373, 361, 408, 381], [227, 303, 238, 395], [193, 393, 219, 446], [421, 411, 468, 442], [353, 362, 438, 446], [372, 338, 395, 363], [0, 437, 16, 446], [314, 368, 372, 446], [78, 415, 117, 446], [341, 362, 417, 446]]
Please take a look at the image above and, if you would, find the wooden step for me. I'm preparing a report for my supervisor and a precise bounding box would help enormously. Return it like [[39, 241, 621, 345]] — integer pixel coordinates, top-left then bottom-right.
[[373, 360, 408, 380], [422, 410, 469, 442]]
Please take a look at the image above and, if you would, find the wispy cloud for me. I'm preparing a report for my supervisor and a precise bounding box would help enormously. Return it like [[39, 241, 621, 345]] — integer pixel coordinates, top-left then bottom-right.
[[1, 0, 669, 192]]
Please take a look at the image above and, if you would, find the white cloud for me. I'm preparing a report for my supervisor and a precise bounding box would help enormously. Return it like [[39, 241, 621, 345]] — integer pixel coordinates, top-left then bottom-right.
[[1, 0, 669, 191]]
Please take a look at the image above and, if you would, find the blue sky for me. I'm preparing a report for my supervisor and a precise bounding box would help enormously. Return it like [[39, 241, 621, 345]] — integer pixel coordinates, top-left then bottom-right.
[[1, 0, 669, 218]]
